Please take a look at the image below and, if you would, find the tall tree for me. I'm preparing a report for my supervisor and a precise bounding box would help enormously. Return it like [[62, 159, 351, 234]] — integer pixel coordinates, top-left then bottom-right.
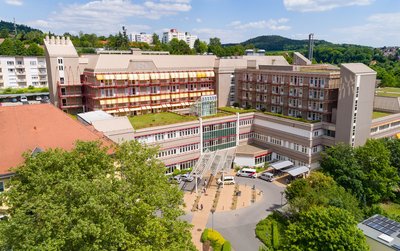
[[193, 39, 207, 54], [0, 141, 195, 251], [25, 43, 44, 56], [283, 206, 368, 251], [152, 33, 161, 45]]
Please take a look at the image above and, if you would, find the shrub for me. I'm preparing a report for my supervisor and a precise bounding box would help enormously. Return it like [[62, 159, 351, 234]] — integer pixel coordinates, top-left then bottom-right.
[[255, 212, 286, 249], [222, 241, 231, 251], [201, 228, 228, 251], [201, 228, 209, 243]]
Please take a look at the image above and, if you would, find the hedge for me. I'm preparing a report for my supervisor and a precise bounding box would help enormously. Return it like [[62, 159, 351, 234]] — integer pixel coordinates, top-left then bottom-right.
[[222, 241, 231, 251], [255, 212, 286, 249]]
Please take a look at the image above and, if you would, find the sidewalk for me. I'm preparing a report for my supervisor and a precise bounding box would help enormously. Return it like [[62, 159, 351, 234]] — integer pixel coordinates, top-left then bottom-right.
[[183, 180, 263, 250]]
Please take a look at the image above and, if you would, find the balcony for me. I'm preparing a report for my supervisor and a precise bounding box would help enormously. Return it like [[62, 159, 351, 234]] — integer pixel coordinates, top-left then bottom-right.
[[16, 78, 26, 82], [59, 92, 82, 98], [15, 71, 25, 75], [15, 64, 24, 69], [38, 64, 46, 68], [60, 102, 83, 109]]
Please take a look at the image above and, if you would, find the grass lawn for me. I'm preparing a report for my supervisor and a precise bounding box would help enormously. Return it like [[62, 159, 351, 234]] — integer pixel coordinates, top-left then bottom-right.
[[376, 87, 400, 97], [129, 112, 197, 129], [372, 111, 392, 119], [218, 107, 257, 114], [380, 202, 400, 222]]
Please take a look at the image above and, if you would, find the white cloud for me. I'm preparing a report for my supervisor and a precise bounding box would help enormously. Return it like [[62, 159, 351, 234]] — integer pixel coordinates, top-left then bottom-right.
[[192, 28, 243, 43], [28, 0, 191, 35], [334, 12, 400, 46], [283, 0, 373, 12], [5, 0, 23, 6], [231, 18, 290, 31], [196, 18, 202, 23]]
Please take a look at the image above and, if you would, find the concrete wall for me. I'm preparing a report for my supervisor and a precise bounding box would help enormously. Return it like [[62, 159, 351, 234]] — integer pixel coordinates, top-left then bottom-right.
[[335, 64, 376, 146]]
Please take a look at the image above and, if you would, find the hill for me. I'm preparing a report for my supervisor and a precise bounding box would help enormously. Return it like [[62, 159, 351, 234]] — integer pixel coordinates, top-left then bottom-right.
[[0, 20, 42, 34], [224, 35, 332, 51]]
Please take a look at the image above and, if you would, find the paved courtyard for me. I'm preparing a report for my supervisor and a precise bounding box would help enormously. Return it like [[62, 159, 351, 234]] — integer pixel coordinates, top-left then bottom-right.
[[181, 174, 285, 251]]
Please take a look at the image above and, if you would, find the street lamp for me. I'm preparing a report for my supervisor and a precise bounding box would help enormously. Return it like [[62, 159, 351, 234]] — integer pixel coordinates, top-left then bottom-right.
[[210, 208, 216, 231]]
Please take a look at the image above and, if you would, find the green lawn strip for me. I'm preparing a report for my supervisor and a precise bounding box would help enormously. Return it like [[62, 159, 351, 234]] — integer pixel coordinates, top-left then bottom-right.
[[0, 87, 49, 94], [218, 107, 257, 114], [372, 111, 392, 119], [129, 112, 197, 129], [380, 202, 400, 222]]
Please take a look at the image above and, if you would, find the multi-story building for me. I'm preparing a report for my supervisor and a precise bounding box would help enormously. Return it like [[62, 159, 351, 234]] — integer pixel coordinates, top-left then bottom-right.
[[235, 63, 376, 147], [0, 56, 48, 89], [129, 32, 153, 44], [162, 29, 197, 49]]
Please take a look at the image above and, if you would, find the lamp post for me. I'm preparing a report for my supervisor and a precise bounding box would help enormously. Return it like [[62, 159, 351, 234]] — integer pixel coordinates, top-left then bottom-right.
[[210, 208, 216, 231]]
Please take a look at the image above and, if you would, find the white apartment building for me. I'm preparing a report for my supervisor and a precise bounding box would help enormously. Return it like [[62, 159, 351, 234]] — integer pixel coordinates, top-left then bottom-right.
[[162, 29, 197, 49], [0, 56, 48, 89], [129, 32, 153, 44]]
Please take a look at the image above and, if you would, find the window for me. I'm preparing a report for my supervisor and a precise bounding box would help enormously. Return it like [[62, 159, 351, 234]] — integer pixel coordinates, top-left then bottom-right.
[[58, 58, 63, 64], [30, 61, 36, 66], [7, 61, 14, 66], [0, 181, 4, 192], [58, 65, 64, 71]]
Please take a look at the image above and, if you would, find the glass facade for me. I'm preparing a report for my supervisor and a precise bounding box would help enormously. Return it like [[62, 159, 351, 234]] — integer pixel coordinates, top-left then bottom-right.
[[191, 95, 217, 117], [203, 121, 237, 152]]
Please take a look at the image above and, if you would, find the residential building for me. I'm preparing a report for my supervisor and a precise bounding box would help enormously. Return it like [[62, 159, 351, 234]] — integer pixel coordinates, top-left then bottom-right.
[[0, 56, 48, 89], [129, 32, 153, 44], [162, 29, 197, 49], [0, 104, 113, 201]]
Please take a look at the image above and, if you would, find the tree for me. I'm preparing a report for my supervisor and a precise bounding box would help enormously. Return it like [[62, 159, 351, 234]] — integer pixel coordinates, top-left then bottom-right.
[[382, 138, 400, 172], [283, 206, 368, 251], [285, 172, 363, 220], [320, 144, 366, 202], [0, 28, 9, 38], [169, 38, 192, 55], [0, 141, 196, 251], [194, 39, 207, 54], [25, 43, 44, 56], [355, 139, 399, 203], [0, 38, 14, 55], [152, 33, 161, 45], [208, 37, 224, 56]]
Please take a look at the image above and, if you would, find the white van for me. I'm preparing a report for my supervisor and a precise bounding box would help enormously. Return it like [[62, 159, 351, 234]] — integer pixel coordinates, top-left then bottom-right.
[[236, 168, 257, 178], [259, 172, 274, 182], [217, 176, 235, 185]]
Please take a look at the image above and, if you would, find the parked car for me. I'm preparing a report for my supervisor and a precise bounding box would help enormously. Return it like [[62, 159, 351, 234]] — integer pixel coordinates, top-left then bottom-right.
[[259, 172, 274, 182], [181, 173, 194, 182], [236, 168, 257, 178], [35, 96, 42, 101], [11, 98, 17, 103], [217, 176, 235, 185], [20, 95, 28, 102], [40, 96, 50, 103], [173, 175, 182, 183]]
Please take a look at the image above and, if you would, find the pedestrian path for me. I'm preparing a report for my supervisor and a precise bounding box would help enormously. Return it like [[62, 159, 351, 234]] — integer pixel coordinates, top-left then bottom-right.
[[183, 178, 263, 250]]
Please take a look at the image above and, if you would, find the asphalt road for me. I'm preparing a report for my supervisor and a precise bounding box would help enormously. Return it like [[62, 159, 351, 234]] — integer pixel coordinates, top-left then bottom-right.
[[205, 176, 285, 251]]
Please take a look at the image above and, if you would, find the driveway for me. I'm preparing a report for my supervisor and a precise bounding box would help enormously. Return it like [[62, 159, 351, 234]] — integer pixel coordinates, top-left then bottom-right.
[[205, 177, 285, 251]]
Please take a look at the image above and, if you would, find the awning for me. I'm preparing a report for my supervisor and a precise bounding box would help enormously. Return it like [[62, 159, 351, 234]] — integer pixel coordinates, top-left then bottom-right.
[[96, 75, 104, 81], [270, 160, 293, 171], [128, 74, 139, 81], [285, 166, 309, 177]]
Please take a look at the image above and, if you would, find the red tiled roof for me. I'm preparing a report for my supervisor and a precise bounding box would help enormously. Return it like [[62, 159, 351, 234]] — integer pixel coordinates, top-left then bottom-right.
[[0, 104, 114, 175]]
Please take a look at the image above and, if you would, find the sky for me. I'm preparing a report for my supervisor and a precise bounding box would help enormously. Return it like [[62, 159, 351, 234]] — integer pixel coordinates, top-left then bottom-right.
[[0, 0, 399, 47]]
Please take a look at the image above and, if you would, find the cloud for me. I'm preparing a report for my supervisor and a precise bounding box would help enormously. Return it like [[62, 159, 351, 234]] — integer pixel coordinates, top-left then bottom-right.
[[192, 28, 242, 43], [231, 18, 291, 31], [283, 0, 373, 12], [196, 18, 202, 23], [334, 12, 400, 46], [28, 0, 191, 34], [5, 0, 23, 6]]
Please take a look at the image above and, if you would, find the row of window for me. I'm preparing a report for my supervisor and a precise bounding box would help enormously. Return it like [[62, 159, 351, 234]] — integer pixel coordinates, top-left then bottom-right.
[[203, 122, 236, 132], [242, 74, 325, 87], [157, 143, 200, 158], [239, 119, 253, 126], [253, 132, 311, 155], [135, 127, 199, 143], [371, 120, 400, 134], [255, 154, 272, 165], [165, 159, 197, 175]]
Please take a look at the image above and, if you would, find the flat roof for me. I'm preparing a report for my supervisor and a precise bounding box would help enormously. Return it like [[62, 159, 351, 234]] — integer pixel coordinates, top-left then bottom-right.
[[270, 160, 293, 170], [236, 144, 269, 156], [358, 214, 400, 250], [0, 104, 113, 175], [77, 110, 113, 124], [284, 166, 309, 176]]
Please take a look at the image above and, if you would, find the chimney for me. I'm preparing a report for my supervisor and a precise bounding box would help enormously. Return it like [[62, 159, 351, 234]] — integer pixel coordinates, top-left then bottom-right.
[[50, 36, 55, 44], [61, 36, 66, 45], [56, 36, 60, 45]]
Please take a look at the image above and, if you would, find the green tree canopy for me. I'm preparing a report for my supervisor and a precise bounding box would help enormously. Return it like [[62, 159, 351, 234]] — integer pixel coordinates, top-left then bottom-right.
[[25, 43, 44, 56], [0, 141, 195, 251], [283, 206, 368, 251], [194, 39, 208, 54], [285, 172, 363, 220]]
